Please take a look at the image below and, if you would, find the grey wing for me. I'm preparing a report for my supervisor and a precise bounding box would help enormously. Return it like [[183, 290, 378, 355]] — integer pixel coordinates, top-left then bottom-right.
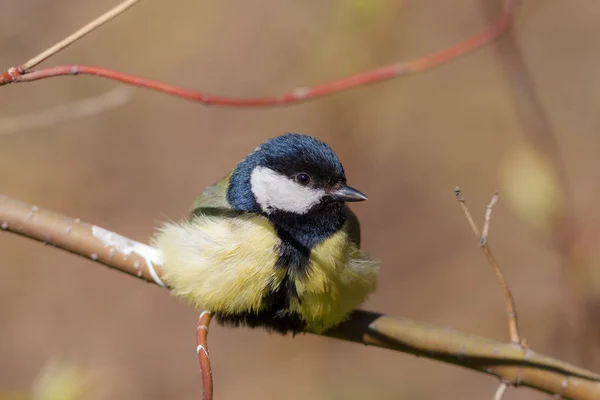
[[189, 173, 240, 219], [344, 205, 362, 248]]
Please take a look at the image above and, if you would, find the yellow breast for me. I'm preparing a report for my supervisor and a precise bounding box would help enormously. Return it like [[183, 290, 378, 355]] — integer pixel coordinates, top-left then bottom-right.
[[290, 228, 379, 333], [153, 214, 285, 314]]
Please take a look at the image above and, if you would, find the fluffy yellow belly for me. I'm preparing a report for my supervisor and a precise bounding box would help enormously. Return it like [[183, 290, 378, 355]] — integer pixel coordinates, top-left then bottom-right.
[[153, 214, 379, 333]]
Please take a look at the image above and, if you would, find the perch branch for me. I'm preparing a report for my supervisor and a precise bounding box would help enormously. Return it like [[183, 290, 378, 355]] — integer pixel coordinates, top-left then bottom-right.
[[1, 1, 518, 107], [454, 187, 521, 345], [1, 195, 600, 399], [196, 311, 213, 400]]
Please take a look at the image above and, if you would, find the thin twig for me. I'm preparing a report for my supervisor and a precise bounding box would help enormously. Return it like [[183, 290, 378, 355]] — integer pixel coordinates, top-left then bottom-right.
[[454, 187, 480, 236], [493, 383, 509, 400], [0, 87, 133, 135], [20, 0, 144, 72], [0, 1, 518, 107], [196, 311, 213, 400], [482, 191, 500, 244], [2, 195, 600, 399], [454, 187, 521, 344]]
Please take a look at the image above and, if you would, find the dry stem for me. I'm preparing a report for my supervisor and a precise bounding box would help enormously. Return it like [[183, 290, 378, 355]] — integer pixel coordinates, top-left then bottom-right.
[[21, 0, 144, 72], [454, 187, 521, 344], [0, 87, 133, 135], [482, 192, 500, 244]]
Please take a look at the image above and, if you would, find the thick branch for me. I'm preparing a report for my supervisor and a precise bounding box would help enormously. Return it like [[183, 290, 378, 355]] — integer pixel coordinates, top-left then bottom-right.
[[1, 195, 599, 399]]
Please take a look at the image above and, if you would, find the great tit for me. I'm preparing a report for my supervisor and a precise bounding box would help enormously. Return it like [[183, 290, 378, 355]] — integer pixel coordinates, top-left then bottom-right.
[[153, 133, 379, 334]]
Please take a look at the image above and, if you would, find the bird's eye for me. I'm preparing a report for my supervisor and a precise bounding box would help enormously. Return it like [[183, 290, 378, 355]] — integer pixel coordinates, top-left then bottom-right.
[[295, 173, 311, 186]]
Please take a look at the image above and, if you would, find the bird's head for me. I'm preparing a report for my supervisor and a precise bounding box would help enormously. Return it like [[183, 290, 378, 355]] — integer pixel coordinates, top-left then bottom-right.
[[227, 133, 366, 216]]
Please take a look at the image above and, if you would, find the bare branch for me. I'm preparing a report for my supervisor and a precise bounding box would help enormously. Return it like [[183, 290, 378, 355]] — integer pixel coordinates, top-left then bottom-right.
[[454, 187, 481, 236], [1, 195, 599, 399], [494, 383, 509, 400], [196, 311, 213, 400], [454, 187, 521, 344], [21, 0, 144, 72], [482, 191, 500, 244], [0, 87, 133, 135], [0, 1, 518, 107], [0, 195, 165, 285]]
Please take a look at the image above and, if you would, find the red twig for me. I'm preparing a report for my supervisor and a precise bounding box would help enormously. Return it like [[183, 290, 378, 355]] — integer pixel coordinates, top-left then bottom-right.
[[0, 1, 517, 107], [196, 311, 213, 400]]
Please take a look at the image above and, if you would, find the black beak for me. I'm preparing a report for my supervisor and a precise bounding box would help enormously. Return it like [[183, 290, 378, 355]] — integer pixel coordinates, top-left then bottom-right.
[[330, 184, 368, 202]]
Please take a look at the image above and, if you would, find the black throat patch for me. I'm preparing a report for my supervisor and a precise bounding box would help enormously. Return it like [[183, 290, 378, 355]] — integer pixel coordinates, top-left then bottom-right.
[[215, 204, 346, 334]]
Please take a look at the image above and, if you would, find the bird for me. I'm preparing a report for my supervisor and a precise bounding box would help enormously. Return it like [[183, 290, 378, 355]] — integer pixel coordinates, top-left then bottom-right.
[[152, 133, 379, 334]]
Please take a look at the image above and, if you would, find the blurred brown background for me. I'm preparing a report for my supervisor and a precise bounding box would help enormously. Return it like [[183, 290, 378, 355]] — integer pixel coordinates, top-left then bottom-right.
[[1, 0, 600, 399]]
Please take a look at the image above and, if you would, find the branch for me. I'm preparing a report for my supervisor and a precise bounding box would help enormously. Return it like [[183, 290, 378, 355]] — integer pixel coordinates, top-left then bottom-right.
[[2, 194, 600, 399], [454, 188, 522, 398], [20, 0, 144, 72], [1, 1, 517, 107], [0, 87, 133, 135], [454, 188, 521, 345], [494, 383, 509, 400], [196, 311, 213, 400]]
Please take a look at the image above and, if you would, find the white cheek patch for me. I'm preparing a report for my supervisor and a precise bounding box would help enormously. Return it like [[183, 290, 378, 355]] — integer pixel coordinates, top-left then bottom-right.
[[250, 166, 325, 214]]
